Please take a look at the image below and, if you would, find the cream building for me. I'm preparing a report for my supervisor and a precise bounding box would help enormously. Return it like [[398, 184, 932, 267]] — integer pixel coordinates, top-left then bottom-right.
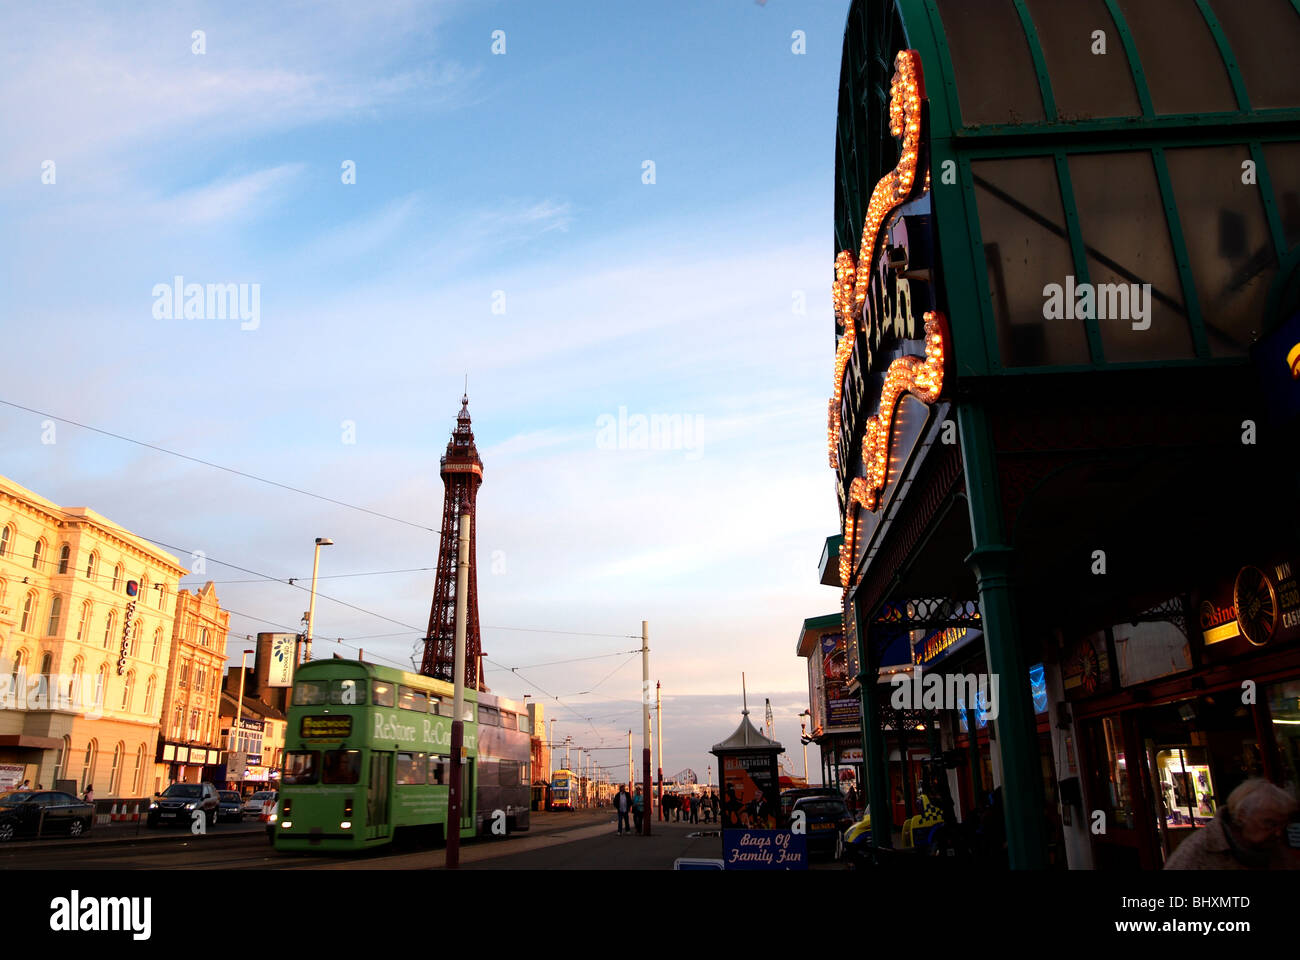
[[156, 582, 230, 789], [0, 475, 186, 801]]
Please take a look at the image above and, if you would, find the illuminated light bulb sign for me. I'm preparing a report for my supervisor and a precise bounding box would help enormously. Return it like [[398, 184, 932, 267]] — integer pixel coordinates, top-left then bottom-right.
[[838, 311, 950, 587], [827, 49, 927, 470]]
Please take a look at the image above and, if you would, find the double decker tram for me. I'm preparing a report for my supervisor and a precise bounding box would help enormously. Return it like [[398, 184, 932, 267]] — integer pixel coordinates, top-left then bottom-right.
[[274, 659, 530, 851], [549, 768, 576, 810]]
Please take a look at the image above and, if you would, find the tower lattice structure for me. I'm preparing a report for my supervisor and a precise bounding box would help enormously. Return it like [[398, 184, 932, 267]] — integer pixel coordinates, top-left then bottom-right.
[[421, 394, 484, 689]]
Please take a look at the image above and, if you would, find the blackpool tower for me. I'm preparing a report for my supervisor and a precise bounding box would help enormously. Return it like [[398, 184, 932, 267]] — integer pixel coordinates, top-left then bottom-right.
[[421, 393, 484, 689]]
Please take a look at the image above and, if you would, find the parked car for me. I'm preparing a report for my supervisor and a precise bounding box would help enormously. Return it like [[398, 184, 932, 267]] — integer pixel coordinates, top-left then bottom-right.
[[217, 790, 243, 824], [242, 790, 277, 819], [147, 782, 220, 828], [791, 795, 854, 861], [263, 798, 278, 843], [779, 786, 842, 827], [0, 790, 95, 841]]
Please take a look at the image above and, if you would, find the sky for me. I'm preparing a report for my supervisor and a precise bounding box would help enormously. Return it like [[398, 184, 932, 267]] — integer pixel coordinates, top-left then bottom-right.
[[0, 0, 851, 782]]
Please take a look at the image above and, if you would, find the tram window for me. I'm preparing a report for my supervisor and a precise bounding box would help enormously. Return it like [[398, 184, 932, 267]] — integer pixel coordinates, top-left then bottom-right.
[[330, 679, 365, 705], [284, 751, 320, 784], [428, 697, 447, 716], [463, 702, 475, 722], [293, 681, 329, 706], [398, 686, 427, 712], [428, 756, 449, 785], [501, 712, 517, 731], [479, 705, 499, 726], [396, 752, 427, 785], [321, 749, 362, 785], [518, 715, 530, 734], [372, 681, 395, 708]]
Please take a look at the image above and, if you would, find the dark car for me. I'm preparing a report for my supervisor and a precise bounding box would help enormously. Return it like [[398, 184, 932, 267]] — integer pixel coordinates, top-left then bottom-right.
[[147, 782, 220, 828], [217, 791, 243, 824], [0, 790, 95, 841], [779, 787, 842, 826], [791, 795, 854, 860]]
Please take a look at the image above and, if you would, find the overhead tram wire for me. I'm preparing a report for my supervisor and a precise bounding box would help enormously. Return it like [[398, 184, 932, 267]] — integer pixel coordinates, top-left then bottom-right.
[[0, 398, 436, 531]]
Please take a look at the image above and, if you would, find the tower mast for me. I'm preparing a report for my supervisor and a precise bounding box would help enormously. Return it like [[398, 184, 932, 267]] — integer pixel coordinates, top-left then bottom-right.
[[421, 393, 485, 689]]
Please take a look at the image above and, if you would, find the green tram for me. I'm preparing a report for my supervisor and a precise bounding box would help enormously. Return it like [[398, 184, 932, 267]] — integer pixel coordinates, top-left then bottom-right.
[[274, 659, 532, 852]]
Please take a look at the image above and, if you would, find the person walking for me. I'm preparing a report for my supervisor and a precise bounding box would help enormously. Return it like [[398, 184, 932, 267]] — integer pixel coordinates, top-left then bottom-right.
[[690, 793, 700, 824], [82, 784, 94, 804], [632, 787, 644, 833], [614, 784, 632, 836]]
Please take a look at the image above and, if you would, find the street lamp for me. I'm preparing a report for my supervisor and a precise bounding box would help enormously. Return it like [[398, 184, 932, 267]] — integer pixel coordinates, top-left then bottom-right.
[[799, 709, 812, 784], [303, 537, 333, 664], [230, 648, 254, 790]]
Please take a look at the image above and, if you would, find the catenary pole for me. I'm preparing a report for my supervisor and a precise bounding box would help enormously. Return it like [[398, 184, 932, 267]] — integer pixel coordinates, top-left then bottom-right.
[[641, 621, 652, 835], [444, 505, 471, 869]]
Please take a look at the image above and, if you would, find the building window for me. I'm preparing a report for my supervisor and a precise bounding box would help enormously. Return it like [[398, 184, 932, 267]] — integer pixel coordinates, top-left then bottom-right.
[[152, 628, 162, 662], [33, 539, 44, 570], [57, 544, 70, 574], [157, 586, 166, 611], [189, 708, 201, 740], [133, 744, 146, 794], [55, 735, 72, 782], [39, 651, 52, 678], [67, 657, 83, 702], [81, 739, 98, 793], [77, 601, 91, 641], [109, 742, 123, 794], [172, 706, 182, 738], [179, 662, 189, 688], [103, 611, 116, 649], [130, 620, 141, 657], [9, 651, 25, 690], [199, 627, 209, 648], [95, 664, 108, 706], [144, 675, 156, 715], [86, 552, 97, 580], [121, 671, 135, 711], [112, 565, 122, 591], [20, 593, 36, 633], [46, 595, 62, 635], [0, 526, 9, 557]]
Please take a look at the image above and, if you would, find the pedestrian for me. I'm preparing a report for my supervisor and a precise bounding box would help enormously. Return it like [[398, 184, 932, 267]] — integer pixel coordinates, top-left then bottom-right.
[[681, 794, 689, 822], [19, 779, 31, 791], [632, 787, 644, 833], [614, 784, 632, 836], [690, 793, 700, 824], [1164, 779, 1299, 870], [711, 791, 719, 822], [82, 784, 94, 804], [846, 785, 859, 816]]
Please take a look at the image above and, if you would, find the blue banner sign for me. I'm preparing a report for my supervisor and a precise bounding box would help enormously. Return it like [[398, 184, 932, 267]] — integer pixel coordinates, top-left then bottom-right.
[[722, 829, 808, 870]]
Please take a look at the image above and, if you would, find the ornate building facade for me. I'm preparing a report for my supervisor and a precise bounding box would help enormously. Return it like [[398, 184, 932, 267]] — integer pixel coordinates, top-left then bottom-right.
[[156, 581, 230, 788], [0, 474, 185, 800]]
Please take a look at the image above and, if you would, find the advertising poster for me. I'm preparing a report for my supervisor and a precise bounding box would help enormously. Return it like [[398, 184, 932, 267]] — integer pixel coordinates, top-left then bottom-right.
[[267, 633, 297, 687], [722, 829, 808, 869], [821, 633, 859, 728], [720, 753, 780, 829]]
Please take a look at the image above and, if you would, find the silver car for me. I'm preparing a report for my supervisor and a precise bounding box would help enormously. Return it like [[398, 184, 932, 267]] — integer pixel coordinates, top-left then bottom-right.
[[241, 790, 276, 818]]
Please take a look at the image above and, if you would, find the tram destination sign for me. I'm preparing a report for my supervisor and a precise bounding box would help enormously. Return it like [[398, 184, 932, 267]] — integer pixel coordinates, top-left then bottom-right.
[[301, 715, 353, 739]]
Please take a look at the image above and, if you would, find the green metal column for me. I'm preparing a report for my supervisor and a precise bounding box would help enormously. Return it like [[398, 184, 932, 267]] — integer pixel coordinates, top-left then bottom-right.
[[856, 607, 892, 850], [957, 401, 1047, 869]]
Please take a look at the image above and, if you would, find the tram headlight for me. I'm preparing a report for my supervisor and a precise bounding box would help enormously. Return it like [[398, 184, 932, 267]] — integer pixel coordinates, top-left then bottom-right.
[[340, 821, 352, 829], [281, 821, 292, 829]]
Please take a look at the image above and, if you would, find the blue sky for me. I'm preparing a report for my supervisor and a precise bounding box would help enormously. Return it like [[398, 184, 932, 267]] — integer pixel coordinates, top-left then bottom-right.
[[0, 0, 850, 779]]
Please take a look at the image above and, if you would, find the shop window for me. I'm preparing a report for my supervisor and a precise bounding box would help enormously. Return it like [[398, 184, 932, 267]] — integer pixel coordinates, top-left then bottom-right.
[[1266, 679, 1300, 804], [1068, 151, 1195, 361], [1098, 716, 1135, 829], [1115, 0, 1236, 115], [1207, 0, 1300, 110], [1165, 144, 1277, 357], [972, 157, 1091, 367], [1024, 0, 1141, 120], [933, 0, 1046, 125]]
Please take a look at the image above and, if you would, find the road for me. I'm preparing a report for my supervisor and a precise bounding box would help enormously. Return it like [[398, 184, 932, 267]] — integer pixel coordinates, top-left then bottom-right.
[[0, 810, 811, 870]]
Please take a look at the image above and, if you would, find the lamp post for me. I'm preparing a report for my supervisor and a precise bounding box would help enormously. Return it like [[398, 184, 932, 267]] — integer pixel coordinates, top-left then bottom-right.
[[230, 648, 253, 790], [445, 504, 471, 869], [303, 537, 333, 665], [799, 709, 811, 784]]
